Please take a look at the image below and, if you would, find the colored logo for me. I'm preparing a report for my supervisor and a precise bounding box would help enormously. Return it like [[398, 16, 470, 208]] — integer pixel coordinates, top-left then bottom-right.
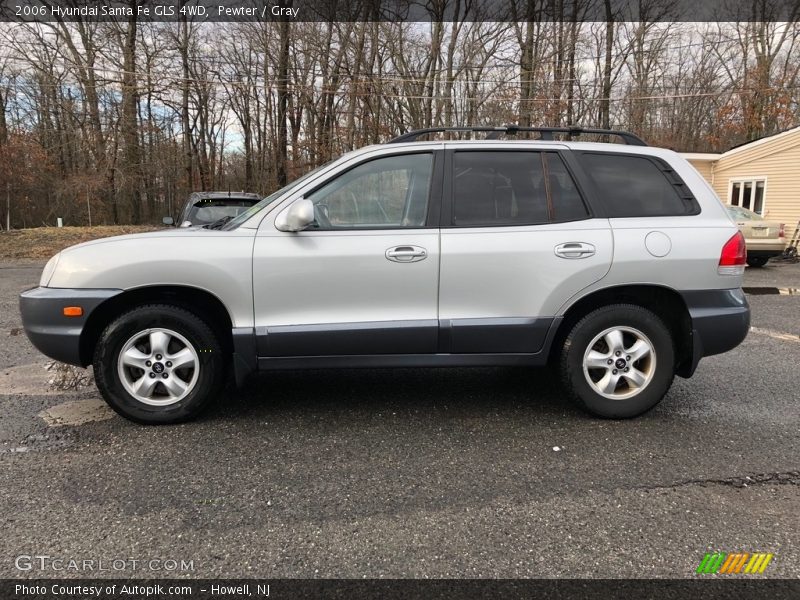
[[696, 552, 774, 574]]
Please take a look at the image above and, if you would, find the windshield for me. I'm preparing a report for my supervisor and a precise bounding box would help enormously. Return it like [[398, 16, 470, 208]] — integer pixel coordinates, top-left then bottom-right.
[[221, 162, 333, 230], [188, 200, 258, 226]]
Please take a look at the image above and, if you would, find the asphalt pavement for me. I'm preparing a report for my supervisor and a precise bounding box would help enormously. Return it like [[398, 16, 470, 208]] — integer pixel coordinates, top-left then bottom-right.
[[1, 260, 798, 579]]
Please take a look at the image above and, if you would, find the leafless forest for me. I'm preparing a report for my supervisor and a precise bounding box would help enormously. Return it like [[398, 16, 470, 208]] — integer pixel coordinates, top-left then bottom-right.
[[0, 5, 799, 227]]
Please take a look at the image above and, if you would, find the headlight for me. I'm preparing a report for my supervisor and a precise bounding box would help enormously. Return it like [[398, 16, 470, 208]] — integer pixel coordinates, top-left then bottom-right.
[[39, 253, 61, 287]]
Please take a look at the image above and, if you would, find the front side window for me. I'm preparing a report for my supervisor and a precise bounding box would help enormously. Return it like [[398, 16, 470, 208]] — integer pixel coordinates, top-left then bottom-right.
[[452, 151, 589, 226], [307, 153, 433, 229], [729, 179, 765, 215], [580, 153, 699, 217]]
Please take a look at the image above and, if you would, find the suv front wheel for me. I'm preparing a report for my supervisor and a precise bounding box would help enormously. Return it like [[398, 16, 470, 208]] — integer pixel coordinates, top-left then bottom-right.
[[93, 304, 225, 424], [560, 304, 675, 418]]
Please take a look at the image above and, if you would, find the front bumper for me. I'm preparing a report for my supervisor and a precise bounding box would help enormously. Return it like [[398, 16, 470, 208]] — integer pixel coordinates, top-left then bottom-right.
[[679, 288, 750, 377], [19, 287, 122, 366]]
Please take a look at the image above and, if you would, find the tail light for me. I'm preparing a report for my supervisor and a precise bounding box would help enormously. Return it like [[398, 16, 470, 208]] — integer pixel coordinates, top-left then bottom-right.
[[779, 223, 785, 238], [718, 231, 746, 275]]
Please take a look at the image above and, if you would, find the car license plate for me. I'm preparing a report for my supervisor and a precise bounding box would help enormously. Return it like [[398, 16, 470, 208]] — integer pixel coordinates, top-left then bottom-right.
[[752, 228, 769, 237]]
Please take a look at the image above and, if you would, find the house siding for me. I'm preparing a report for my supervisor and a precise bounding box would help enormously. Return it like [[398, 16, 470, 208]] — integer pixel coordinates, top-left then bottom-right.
[[713, 140, 800, 242], [687, 159, 715, 182], [683, 128, 800, 244]]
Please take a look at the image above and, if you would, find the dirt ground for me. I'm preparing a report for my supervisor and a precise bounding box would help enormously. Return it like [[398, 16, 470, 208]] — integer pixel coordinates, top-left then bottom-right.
[[0, 225, 161, 260]]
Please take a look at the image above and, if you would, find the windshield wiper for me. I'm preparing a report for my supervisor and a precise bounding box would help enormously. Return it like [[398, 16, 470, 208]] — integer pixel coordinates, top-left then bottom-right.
[[203, 215, 234, 230]]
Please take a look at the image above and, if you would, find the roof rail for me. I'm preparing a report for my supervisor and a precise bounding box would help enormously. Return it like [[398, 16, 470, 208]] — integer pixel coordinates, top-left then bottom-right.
[[386, 126, 648, 146]]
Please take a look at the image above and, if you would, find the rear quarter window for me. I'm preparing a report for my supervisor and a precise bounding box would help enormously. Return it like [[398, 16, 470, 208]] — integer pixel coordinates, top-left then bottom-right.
[[579, 152, 699, 218]]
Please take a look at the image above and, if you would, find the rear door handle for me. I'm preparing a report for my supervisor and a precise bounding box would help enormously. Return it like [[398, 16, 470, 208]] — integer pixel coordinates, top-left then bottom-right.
[[386, 245, 427, 263], [554, 242, 596, 259]]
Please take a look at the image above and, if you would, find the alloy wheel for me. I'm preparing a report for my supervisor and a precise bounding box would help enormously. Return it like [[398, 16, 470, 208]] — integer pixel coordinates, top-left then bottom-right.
[[116, 328, 200, 406]]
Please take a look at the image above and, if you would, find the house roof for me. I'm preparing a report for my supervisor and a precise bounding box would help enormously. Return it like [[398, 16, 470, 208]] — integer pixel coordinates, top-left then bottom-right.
[[719, 125, 800, 159], [681, 152, 722, 161]]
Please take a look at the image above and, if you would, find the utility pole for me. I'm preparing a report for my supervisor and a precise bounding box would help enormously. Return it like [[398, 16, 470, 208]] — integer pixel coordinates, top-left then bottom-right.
[[87, 184, 92, 227]]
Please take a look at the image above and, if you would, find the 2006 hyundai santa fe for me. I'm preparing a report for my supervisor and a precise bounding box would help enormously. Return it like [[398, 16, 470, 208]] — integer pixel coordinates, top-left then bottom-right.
[[20, 126, 751, 424]]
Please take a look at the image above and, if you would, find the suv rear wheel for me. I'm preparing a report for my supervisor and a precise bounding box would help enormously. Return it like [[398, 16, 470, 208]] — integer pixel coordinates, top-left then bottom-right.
[[93, 304, 224, 424], [560, 304, 675, 418]]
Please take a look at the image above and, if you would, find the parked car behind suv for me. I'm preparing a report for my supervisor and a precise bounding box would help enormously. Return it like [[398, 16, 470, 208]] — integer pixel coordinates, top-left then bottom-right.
[[164, 191, 262, 228], [20, 126, 750, 424], [726, 205, 786, 267]]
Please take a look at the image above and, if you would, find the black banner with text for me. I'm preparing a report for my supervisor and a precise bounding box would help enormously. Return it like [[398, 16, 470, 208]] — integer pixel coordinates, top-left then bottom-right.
[[1, 0, 799, 23]]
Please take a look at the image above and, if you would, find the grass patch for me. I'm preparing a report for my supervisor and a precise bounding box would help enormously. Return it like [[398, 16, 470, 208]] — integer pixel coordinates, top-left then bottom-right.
[[0, 225, 161, 260]]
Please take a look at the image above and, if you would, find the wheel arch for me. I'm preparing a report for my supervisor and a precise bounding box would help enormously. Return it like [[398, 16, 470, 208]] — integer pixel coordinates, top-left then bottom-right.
[[79, 285, 234, 366], [550, 284, 693, 374]]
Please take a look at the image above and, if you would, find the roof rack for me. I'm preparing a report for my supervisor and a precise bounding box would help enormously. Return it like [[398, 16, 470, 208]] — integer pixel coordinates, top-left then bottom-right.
[[386, 126, 648, 146]]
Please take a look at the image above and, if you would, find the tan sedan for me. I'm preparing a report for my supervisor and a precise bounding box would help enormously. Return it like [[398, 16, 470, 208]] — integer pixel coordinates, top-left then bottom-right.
[[726, 205, 786, 267]]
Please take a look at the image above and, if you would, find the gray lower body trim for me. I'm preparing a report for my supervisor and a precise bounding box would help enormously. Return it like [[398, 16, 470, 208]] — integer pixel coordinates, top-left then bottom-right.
[[679, 288, 750, 377], [443, 317, 552, 353], [257, 352, 549, 371], [256, 317, 555, 358], [19, 287, 122, 366], [248, 316, 562, 377], [256, 320, 438, 356]]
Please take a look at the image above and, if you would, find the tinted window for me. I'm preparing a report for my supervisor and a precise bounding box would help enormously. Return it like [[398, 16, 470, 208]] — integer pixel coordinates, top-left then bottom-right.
[[580, 153, 697, 217], [453, 151, 588, 226], [308, 153, 432, 229], [545, 153, 589, 222]]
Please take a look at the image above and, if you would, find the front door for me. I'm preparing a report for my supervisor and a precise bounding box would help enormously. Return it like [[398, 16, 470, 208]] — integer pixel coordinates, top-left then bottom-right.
[[252, 151, 442, 357]]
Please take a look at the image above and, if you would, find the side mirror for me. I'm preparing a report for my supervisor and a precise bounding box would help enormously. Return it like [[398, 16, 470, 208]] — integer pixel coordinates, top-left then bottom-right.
[[162, 216, 174, 226], [275, 199, 315, 232]]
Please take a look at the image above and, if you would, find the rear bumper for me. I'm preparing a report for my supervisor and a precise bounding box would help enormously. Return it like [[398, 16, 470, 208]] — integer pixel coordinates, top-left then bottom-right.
[[745, 240, 786, 253], [678, 288, 750, 377], [19, 287, 122, 366]]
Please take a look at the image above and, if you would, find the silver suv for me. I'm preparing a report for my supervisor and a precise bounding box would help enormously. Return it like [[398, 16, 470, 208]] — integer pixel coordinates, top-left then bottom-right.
[[20, 126, 750, 424]]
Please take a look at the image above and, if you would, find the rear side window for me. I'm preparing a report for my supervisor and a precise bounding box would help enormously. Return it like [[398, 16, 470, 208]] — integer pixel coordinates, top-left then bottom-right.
[[452, 151, 589, 226], [579, 153, 699, 217]]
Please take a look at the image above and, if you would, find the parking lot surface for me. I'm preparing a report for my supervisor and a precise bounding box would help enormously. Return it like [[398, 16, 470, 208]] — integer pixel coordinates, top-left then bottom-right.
[[1, 260, 798, 578]]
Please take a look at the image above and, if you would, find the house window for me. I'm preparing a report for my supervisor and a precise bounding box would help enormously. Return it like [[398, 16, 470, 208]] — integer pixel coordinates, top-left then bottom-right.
[[729, 179, 766, 215]]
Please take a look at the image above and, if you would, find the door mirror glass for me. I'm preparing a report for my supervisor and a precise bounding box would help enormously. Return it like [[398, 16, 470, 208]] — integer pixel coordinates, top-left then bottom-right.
[[276, 199, 315, 232], [162, 216, 174, 226]]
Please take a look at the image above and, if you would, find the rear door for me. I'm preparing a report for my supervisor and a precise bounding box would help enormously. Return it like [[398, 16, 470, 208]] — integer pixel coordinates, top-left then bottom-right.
[[438, 148, 613, 354]]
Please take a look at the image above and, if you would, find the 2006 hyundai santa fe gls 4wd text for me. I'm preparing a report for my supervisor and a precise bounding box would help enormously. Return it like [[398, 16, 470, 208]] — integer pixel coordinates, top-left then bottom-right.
[[20, 126, 751, 424]]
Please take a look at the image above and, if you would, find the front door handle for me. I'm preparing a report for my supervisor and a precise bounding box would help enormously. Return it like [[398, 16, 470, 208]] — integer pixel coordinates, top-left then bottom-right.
[[386, 245, 427, 263], [554, 242, 596, 259]]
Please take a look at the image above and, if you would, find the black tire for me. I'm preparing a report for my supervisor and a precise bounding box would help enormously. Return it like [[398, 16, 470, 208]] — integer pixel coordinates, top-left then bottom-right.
[[560, 304, 675, 419], [93, 304, 225, 424], [746, 256, 769, 268]]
